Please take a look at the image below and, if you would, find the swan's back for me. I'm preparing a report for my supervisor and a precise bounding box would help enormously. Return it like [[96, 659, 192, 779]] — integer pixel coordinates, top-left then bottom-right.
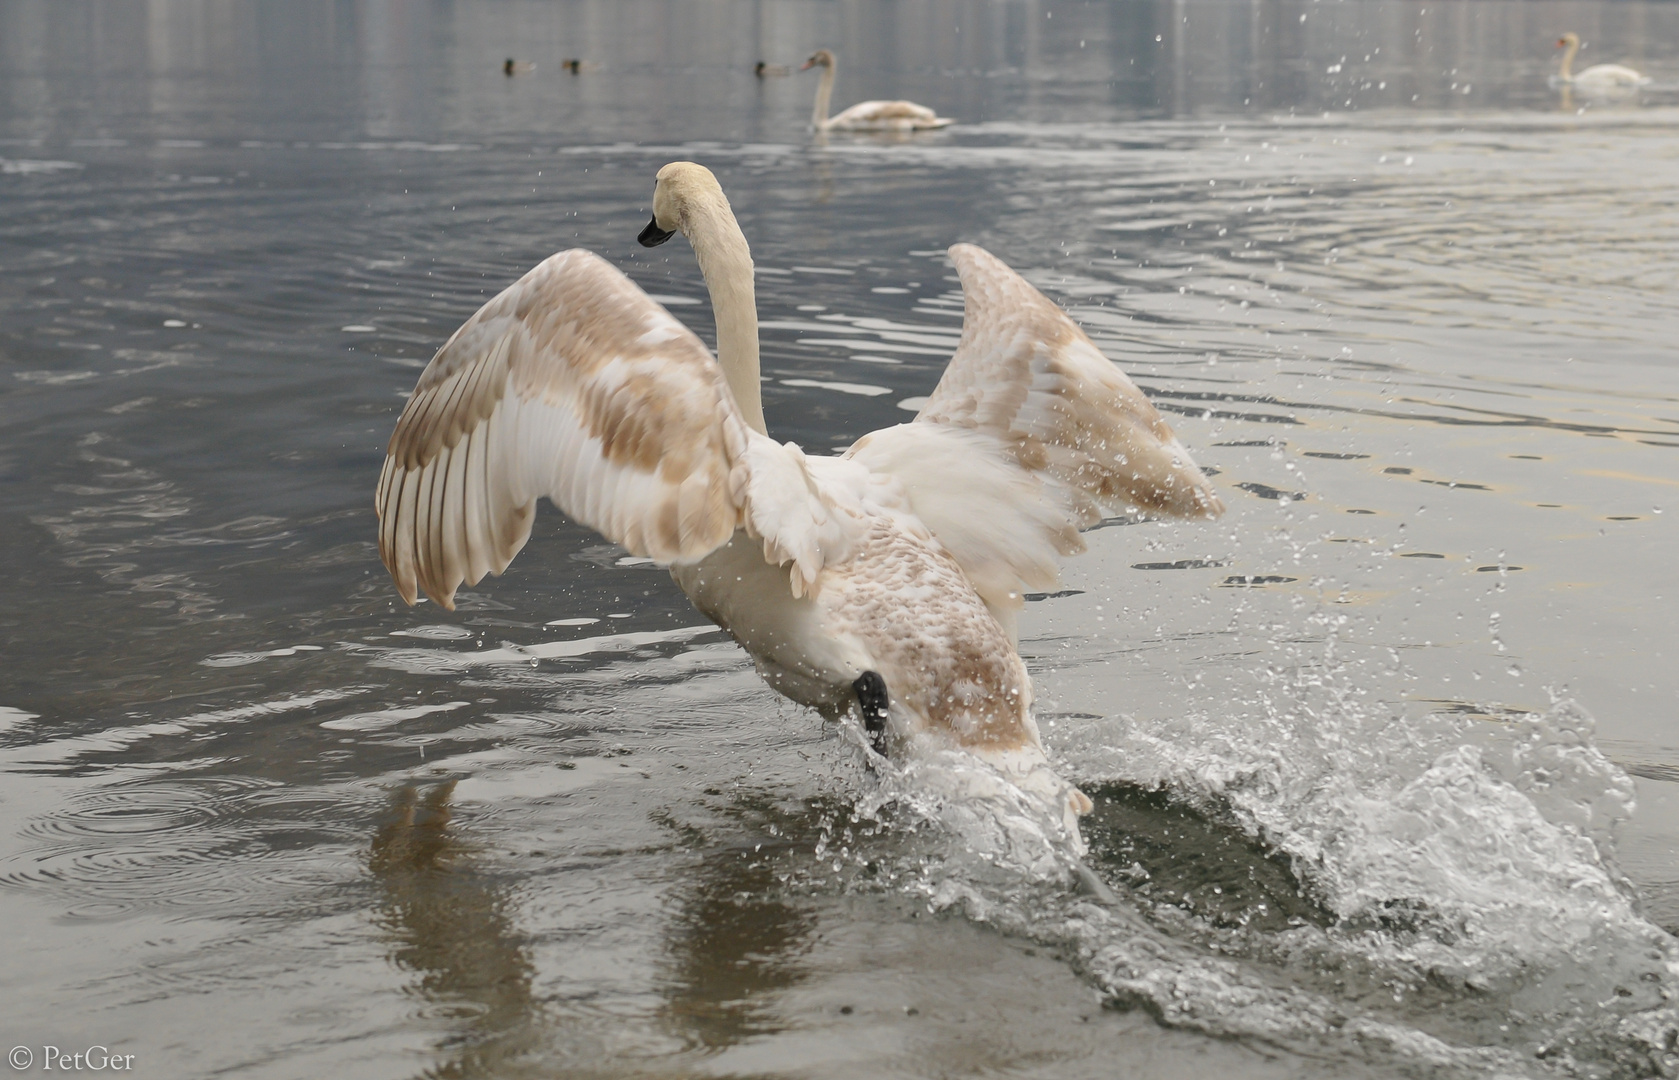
[[1574, 62, 1650, 87], [829, 100, 953, 131], [805, 488, 1034, 749]]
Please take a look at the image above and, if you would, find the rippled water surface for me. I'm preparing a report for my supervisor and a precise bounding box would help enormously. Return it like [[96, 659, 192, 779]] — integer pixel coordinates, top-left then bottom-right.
[[3, 1, 1679, 1077]]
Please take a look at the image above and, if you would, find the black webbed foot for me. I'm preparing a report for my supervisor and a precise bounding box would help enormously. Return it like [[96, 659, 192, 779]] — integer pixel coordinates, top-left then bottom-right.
[[852, 671, 889, 756]]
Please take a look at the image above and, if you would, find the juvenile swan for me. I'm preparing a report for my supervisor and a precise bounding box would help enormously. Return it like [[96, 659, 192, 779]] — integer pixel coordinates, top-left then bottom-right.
[[1555, 32, 1650, 91], [800, 49, 953, 132], [376, 163, 1221, 839]]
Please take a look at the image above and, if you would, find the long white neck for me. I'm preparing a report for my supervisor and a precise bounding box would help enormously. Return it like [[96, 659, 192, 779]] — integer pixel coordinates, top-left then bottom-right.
[[812, 62, 835, 129], [1560, 38, 1579, 80], [684, 197, 767, 436]]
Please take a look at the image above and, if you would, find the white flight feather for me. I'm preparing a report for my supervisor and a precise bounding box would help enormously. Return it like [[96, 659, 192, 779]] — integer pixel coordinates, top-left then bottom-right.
[[846, 423, 1079, 619]]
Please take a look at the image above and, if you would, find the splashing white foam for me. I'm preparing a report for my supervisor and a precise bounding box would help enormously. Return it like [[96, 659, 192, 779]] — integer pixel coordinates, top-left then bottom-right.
[[833, 722, 1088, 905], [860, 619, 1679, 1078]]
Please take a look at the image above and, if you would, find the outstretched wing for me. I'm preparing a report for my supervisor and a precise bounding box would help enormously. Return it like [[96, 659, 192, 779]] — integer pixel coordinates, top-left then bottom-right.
[[921, 243, 1222, 523], [377, 249, 855, 609], [851, 244, 1221, 623]]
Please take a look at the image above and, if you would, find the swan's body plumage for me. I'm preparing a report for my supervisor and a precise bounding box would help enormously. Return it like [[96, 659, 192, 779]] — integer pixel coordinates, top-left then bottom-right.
[[376, 162, 1221, 837], [1570, 62, 1649, 89], [827, 99, 950, 132], [1555, 33, 1650, 91], [801, 49, 953, 132]]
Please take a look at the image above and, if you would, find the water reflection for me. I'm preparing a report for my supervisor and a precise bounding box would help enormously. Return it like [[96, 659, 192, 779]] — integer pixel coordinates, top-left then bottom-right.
[[369, 782, 539, 1079], [655, 797, 818, 1050]]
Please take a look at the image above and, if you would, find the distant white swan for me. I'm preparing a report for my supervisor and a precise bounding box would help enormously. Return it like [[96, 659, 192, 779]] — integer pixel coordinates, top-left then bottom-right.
[[1555, 32, 1650, 91], [376, 162, 1221, 838], [800, 49, 954, 132]]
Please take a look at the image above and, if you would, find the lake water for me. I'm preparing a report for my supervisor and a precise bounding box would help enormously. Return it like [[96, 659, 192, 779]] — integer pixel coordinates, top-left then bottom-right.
[[2, 1, 1678, 1077]]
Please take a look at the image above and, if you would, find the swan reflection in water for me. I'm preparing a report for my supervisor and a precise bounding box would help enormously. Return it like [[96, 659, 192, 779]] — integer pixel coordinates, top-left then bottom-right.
[[369, 782, 827, 1068], [369, 782, 538, 1077], [653, 796, 822, 1049]]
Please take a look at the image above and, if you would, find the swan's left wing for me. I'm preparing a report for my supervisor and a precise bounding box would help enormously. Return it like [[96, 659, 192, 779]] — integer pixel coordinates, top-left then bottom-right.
[[849, 243, 1221, 623], [919, 243, 1222, 523]]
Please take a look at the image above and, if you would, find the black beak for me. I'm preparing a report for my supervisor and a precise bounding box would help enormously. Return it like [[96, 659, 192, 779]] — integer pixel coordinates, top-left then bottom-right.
[[638, 215, 675, 247]]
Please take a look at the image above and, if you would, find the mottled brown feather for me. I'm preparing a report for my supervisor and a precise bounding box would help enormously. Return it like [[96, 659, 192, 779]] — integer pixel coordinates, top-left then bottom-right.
[[376, 249, 755, 609], [920, 243, 1223, 521]]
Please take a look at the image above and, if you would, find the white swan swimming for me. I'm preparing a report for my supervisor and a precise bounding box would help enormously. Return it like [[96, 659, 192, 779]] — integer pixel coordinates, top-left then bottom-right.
[[375, 162, 1221, 839], [800, 49, 954, 132], [1555, 32, 1650, 92]]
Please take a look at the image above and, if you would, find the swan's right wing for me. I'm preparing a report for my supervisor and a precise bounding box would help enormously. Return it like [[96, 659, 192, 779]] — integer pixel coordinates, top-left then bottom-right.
[[919, 243, 1222, 523], [377, 249, 855, 609]]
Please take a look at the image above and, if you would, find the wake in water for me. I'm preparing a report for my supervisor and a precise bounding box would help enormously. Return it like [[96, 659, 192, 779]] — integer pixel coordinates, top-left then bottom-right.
[[839, 616, 1679, 1079]]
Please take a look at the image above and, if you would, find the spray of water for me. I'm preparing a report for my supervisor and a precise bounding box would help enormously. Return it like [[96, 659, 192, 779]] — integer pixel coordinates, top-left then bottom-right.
[[835, 614, 1679, 1078]]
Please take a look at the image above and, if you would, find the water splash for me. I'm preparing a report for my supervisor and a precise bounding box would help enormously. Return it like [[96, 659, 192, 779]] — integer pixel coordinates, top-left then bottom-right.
[[852, 619, 1679, 1078], [840, 727, 1088, 901]]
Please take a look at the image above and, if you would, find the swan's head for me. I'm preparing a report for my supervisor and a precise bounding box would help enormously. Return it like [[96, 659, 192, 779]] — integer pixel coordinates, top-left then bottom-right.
[[1557, 32, 1579, 49], [800, 49, 835, 72], [638, 161, 727, 248]]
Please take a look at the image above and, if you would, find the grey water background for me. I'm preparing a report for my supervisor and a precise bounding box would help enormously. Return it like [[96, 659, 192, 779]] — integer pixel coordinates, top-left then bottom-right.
[[2, 0, 1679, 1077]]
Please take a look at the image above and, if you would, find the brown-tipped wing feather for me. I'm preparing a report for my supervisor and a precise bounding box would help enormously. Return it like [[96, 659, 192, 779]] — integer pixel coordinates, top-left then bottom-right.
[[919, 243, 1223, 522], [377, 249, 754, 609]]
